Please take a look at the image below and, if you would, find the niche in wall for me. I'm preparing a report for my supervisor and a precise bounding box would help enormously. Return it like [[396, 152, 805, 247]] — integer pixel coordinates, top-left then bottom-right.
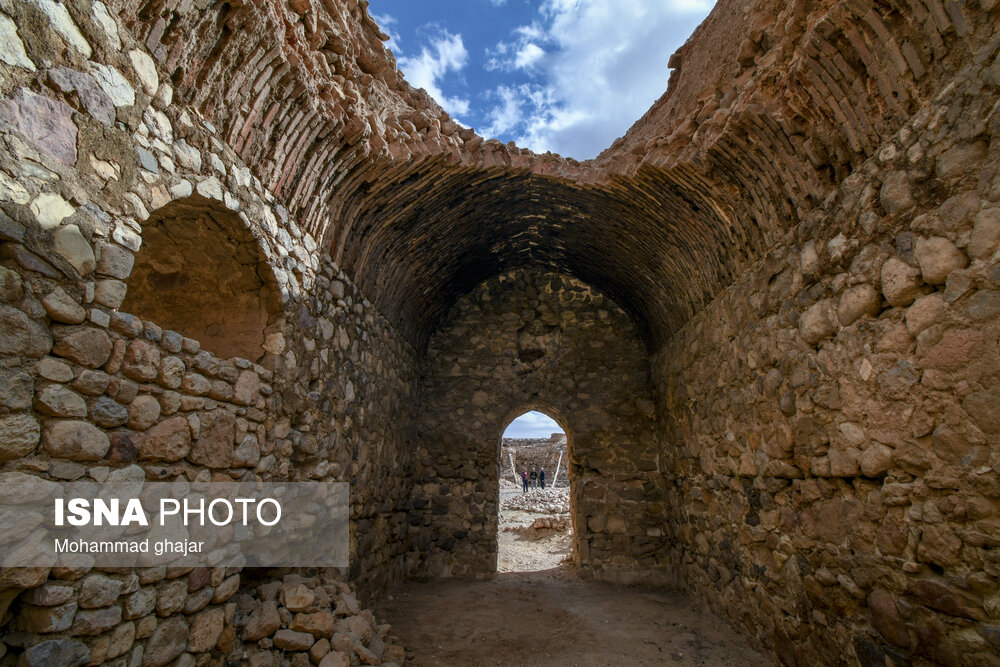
[[121, 195, 281, 362]]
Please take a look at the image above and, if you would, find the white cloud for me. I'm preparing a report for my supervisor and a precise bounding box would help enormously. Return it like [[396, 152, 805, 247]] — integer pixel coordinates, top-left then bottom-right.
[[482, 0, 714, 158], [514, 43, 545, 69], [397, 29, 471, 116], [488, 0, 508, 5], [504, 411, 563, 438], [482, 85, 524, 137], [514, 23, 545, 41]]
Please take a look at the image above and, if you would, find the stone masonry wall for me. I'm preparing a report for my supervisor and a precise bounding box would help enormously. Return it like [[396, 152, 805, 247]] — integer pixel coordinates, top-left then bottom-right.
[[284, 255, 419, 599], [0, 1, 419, 663], [411, 268, 667, 583], [653, 37, 1000, 666]]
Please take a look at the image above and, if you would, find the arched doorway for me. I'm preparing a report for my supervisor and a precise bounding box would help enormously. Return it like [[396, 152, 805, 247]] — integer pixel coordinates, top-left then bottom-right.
[[497, 408, 573, 572]]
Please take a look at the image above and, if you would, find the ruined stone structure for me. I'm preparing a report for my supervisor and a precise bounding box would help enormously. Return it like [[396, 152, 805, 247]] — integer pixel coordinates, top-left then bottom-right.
[[0, 0, 998, 664], [500, 437, 568, 487], [415, 268, 662, 583]]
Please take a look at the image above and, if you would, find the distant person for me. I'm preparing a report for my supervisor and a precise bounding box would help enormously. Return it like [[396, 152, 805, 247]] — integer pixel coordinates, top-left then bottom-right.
[[539, 468, 546, 489], [530, 468, 538, 488], [522, 470, 529, 493]]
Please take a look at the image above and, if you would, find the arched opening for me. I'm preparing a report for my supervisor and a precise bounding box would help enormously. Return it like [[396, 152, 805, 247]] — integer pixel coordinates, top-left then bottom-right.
[[120, 195, 282, 362], [497, 407, 573, 573]]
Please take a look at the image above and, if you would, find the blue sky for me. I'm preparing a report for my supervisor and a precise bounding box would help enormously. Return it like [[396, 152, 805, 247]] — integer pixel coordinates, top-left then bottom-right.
[[504, 411, 563, 438], [369, 0, 715, 160]]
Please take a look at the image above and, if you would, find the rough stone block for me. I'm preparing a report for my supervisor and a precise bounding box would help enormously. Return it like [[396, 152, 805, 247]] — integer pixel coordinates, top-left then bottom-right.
[[881, 257, 922, 307], [318, 651, 350, 667], [92, 396, 129, 427], [123, 338, 161, 382], [20, 639, 90, 667], [35, 384, 87, 417], [860, 444, 893, 478], [155, 579, 188, 616], [19, 601, 77, 633], [79, 574, 124, 608], [273, 629, 315, 651], [52, 327, 112, 368], [43, 419, 110, 460], [139, 416, 191, 462], [187, 607, 224, 652], [0, 265, 23, 302], [95, 279, 128, 309], [880, 170, 913, 214], [0, 305, 52, 358], [96, 241, 136, 279], [962, 392, 1000, 434], [799, 299, 838, 345], [124, 586, 156, 620], [0, 413, 41, 461], [53, 224, 96, 275], [128, 394, 161, 431], [21, 583, 74, 607], [188, 408, 234, 468], [42, 287, 86, 323], [71, 605, 122, 635], [0, 89, 78, 166], [143, 616, 188, 667], [242, 601, 280, 641], [915, 236, 968, 285], [291, 611, 336, 638], [837, 284, 881, 326], [283, 583, 315, 611], [905, 294, 944, 335]]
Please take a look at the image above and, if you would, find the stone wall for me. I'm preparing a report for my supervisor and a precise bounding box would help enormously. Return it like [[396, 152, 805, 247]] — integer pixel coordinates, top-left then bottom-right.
[[284, 255, 419, 599], [411, 268, 667, 583], [0, 1, 420, 662], [652, 37, 1000, 666]]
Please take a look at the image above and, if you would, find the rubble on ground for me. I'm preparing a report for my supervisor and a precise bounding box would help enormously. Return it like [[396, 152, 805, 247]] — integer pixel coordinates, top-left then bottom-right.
[[232, 573, 407, 666], [501, 488, 569, 514]]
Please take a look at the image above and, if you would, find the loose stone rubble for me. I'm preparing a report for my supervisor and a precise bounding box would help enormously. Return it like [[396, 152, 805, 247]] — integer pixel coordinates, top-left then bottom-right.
[[0, 0, 998, 665], [231, 574, 406, 667], [502, 489, 570, 515]]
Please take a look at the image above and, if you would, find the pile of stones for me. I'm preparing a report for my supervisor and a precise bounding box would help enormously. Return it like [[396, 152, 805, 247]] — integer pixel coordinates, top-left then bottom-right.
[[528, 516, 568, 531], [1, 568, 406, 667], [499, 478, 519, 491], [502, 488, 570, 514], [233, 574, 406, 666]]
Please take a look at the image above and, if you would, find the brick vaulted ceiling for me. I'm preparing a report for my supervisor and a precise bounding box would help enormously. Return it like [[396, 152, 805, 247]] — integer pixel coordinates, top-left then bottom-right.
[[115, 0, 996, 349]]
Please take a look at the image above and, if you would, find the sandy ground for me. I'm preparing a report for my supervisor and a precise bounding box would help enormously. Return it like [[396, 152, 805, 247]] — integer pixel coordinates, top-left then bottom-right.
[[376, 491, 773, 666], [497, 507, 573, 572], [498, 488, 572, 573]]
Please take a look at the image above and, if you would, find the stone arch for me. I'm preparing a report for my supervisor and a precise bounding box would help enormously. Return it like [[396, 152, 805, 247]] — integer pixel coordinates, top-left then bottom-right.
[[412, 267, 666, 583], [120, 195, 282, 363], [499, 405, 574, 565], [499, 404, 571, 443], [498, 404, 573, 489]]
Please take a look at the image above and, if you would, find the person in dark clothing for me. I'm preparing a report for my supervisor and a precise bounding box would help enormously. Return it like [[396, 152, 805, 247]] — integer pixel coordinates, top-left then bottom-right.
[[530, 468, 538, 488], [539, 468, 546, 489], [522, 470, 529, 493]]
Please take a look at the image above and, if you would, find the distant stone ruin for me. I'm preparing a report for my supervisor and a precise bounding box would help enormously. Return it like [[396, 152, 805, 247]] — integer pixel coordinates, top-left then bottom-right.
[[501, 437, 568, 487]]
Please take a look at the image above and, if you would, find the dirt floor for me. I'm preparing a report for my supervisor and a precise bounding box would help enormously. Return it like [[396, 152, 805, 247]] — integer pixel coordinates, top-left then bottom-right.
[[497, 507, 573, 572], [498, 486, 573, 573], [376, 490, 773, 666]]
